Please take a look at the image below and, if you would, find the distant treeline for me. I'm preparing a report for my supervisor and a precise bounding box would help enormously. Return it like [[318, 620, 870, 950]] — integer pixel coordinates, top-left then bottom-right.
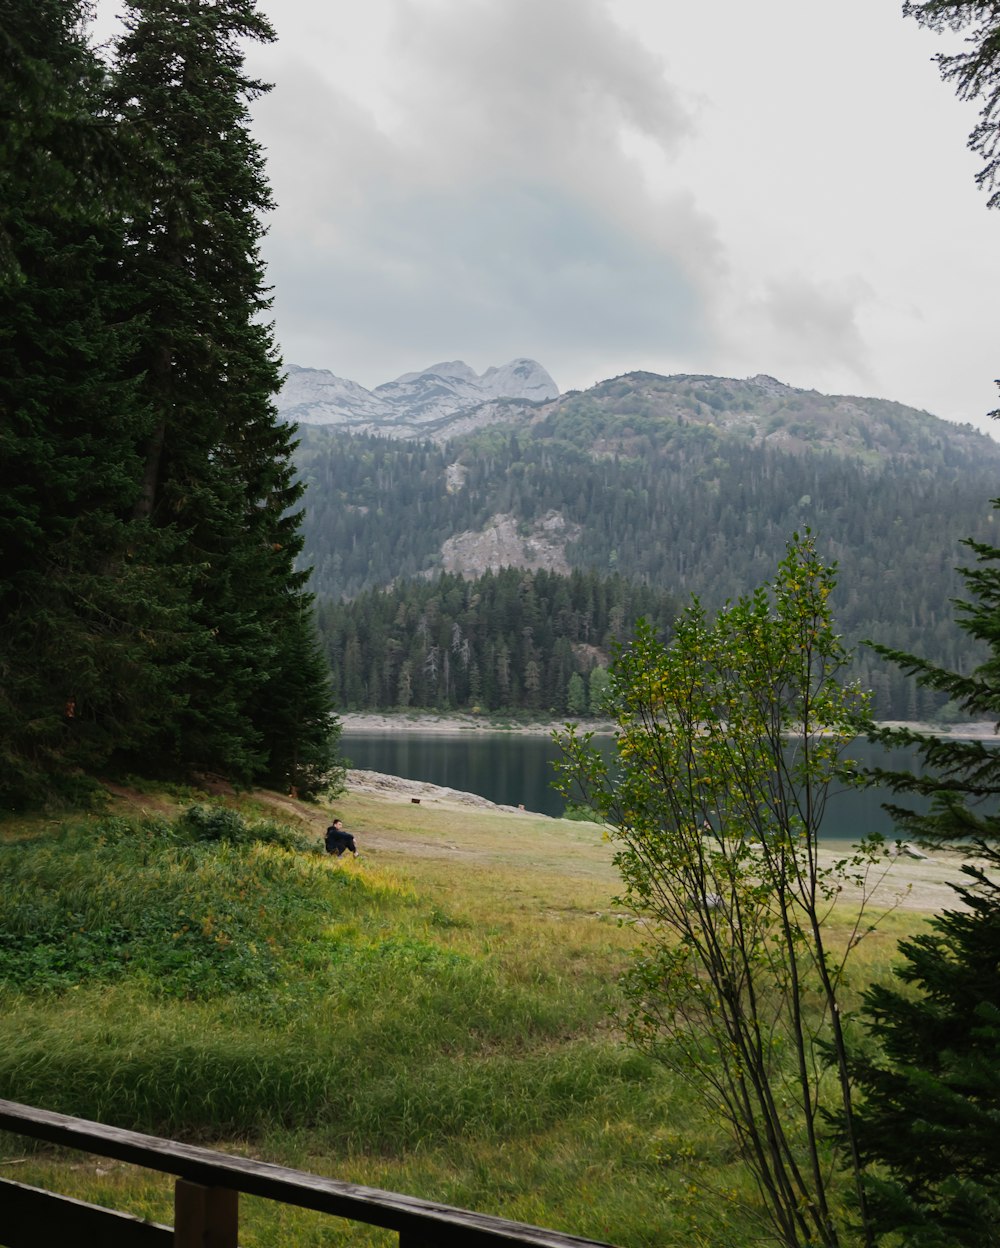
[[315, 568, 677, 713], [296, 426, 996, 718]]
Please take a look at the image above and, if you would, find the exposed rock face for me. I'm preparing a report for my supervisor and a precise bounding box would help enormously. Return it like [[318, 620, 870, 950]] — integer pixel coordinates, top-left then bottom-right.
[[276, 368, 389, 426], [479, 358, 560, 403], [444, 462, 468, 494], [277, 358, 559, 437], [440, 512, 580, 577], [746, 374, 791, 396]]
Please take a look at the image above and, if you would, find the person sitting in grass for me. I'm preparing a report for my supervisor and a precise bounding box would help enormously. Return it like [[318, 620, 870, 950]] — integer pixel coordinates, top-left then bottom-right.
[[324, 817, 360, 858]]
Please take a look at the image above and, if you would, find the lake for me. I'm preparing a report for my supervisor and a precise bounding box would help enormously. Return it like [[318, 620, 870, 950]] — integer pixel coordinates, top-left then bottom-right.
[[339, 730, 944, 840]]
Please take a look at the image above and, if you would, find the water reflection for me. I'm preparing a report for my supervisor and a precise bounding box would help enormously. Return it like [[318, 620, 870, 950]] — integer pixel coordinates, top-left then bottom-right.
[[340, 731, 958, 837]]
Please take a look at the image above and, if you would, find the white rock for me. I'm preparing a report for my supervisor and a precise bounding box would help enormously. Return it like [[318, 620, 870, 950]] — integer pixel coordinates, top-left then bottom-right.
[[275, 358, 559, 433]]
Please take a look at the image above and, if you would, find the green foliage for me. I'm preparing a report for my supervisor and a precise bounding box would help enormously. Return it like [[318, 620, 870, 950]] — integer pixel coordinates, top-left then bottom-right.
[[254, 599, 344, 797], [0, 0, 339, 804], [0, 792, 946, 1244], [867, 520, 1000, 843], [557, 535, 882, 1247], [843, 5, 1000, 1221], [107, 0, 337, 787], [0, 808, 321, 996], [904, 1, 1000, 211], [848, 510, 1000, 1244], [566, 671, 587, 715], [295, 399, 1000, 719], [561, 803, 602, 823], [175, 804, 317, 851], [0, 0, 183, 804], [0, 805, 643, 1157], [848, 864, 1000, 1247], [587, 665, 611, 714], [315, 566, 675, 712]]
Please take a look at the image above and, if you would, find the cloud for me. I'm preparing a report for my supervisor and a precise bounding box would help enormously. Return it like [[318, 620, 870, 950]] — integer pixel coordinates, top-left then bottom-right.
[[390, 0, 692, 178], [754, 275, 874, 380], [92, 0, 1000, 431], [251, 0, 721, 384], [266, 179, 703, 380]]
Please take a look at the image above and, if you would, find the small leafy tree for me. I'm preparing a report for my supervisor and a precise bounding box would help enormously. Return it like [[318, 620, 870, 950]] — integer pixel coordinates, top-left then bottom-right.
[[557, 535, 882, 1248], [587, 665, 610, 714], [566, 671, 587, 716]]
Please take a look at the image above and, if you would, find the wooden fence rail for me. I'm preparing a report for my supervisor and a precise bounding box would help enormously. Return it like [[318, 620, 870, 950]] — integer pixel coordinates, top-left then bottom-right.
[[0, 1098, 618, 1247]]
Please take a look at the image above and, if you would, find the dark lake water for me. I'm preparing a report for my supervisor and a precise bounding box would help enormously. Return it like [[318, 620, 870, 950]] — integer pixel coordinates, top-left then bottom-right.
[[340, 731, 944, 840]]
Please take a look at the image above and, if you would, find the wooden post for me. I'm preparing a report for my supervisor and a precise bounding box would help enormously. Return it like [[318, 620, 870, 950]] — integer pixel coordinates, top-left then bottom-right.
[[174, 1179, 238, 1248], [398, 1233, 434, 1248]]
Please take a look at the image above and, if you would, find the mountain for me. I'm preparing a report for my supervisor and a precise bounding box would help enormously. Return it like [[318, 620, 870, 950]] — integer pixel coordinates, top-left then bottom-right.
[[292, 367, 1000, 718], [536, 370, 994, 465], [276, 358, 559, 436]]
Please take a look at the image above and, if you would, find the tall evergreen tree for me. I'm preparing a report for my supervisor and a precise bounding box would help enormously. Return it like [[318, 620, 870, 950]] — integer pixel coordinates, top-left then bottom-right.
[[0, 0, 182, 805], [848, 870, 1000, 1246], [848, 522, 1000, 1244], [903, 2, 1000, 209], [108, 0, 336, 786], [314, 567, 676, 713], [847, 15, 1000, 1230]]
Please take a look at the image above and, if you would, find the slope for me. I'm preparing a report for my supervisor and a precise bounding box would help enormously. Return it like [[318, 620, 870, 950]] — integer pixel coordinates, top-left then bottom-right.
[[294, 370, 1000, 719]]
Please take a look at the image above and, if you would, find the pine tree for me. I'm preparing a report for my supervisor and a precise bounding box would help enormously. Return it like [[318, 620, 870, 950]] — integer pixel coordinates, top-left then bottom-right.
[[107, 0, 337, 787], [903, 2, 1000, 209], [256, 598, 342, 797], [0, 0, 182, 804], [849, 870, 1000, 1246], [848, 520, 1000, 1244], [848, 14, 1000, 1225]]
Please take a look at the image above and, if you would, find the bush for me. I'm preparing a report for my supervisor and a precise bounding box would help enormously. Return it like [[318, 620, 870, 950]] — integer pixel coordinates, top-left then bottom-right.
[[0, 809, 323, 997], [176, 804, 317, 852]]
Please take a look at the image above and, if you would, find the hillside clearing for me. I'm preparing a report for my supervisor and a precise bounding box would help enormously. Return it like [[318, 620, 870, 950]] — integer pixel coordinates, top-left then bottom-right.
[[0, 774, 992, 1247]]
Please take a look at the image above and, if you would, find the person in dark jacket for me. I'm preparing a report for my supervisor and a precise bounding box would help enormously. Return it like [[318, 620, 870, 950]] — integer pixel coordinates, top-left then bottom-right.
[[324, 817, 359, 858]]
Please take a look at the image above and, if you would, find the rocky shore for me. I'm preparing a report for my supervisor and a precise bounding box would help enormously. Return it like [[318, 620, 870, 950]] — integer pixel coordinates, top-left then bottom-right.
[[339, 712, 614, 736], [339, 711, 998, 739], [338, 767, 994, 913]]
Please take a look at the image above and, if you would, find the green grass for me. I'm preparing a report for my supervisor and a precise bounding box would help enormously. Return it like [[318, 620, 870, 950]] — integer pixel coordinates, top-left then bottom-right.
[[0, 785, 939, 1246]]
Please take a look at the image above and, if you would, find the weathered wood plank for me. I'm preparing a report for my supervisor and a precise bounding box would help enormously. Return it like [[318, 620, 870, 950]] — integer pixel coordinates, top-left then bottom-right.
[[0, 1100, 616, 1247], [0, 1176, 172, 1248]]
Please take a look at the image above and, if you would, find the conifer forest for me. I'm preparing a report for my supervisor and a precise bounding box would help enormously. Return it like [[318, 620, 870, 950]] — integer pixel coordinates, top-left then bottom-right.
[[0, 1, 337, 808], [299, 408, 1000, 720]]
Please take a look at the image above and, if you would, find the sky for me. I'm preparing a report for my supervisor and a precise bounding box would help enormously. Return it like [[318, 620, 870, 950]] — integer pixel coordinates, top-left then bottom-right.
[[90, 1, 1000, 434]]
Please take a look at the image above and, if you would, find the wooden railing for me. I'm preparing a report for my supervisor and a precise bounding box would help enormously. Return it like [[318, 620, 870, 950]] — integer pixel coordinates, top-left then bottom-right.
[[0, 1098, 617, 1247]]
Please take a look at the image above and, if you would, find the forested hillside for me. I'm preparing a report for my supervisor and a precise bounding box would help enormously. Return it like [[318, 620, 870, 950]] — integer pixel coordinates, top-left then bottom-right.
[[315, 568, 677, 713], [296, 373, 1000, 718]]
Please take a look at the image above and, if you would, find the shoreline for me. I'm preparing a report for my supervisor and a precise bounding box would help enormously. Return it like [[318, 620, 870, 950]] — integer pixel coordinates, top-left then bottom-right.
[[339, 711, 615, 736], [339, 711, 999, 740], [336, 768, 994, 914]]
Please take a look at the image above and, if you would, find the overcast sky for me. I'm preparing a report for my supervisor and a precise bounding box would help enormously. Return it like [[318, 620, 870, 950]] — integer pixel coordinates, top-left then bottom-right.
[[92, 1, 1000, 434]]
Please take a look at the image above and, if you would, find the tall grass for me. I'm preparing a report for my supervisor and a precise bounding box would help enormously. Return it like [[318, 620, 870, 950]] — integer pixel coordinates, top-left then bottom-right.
[[0, 805, 627, 1137], [0, 794, 927, 1245]]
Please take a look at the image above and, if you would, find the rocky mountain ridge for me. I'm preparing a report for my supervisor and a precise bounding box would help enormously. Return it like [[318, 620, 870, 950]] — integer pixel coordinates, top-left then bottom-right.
[[277, 358, 558, 436], [282, 361, 998, 467], [541, 371, 998, 467]]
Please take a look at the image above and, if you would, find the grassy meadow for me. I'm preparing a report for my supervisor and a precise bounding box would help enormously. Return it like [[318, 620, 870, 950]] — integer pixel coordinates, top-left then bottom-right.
[[0, 783, 931, 1246]]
